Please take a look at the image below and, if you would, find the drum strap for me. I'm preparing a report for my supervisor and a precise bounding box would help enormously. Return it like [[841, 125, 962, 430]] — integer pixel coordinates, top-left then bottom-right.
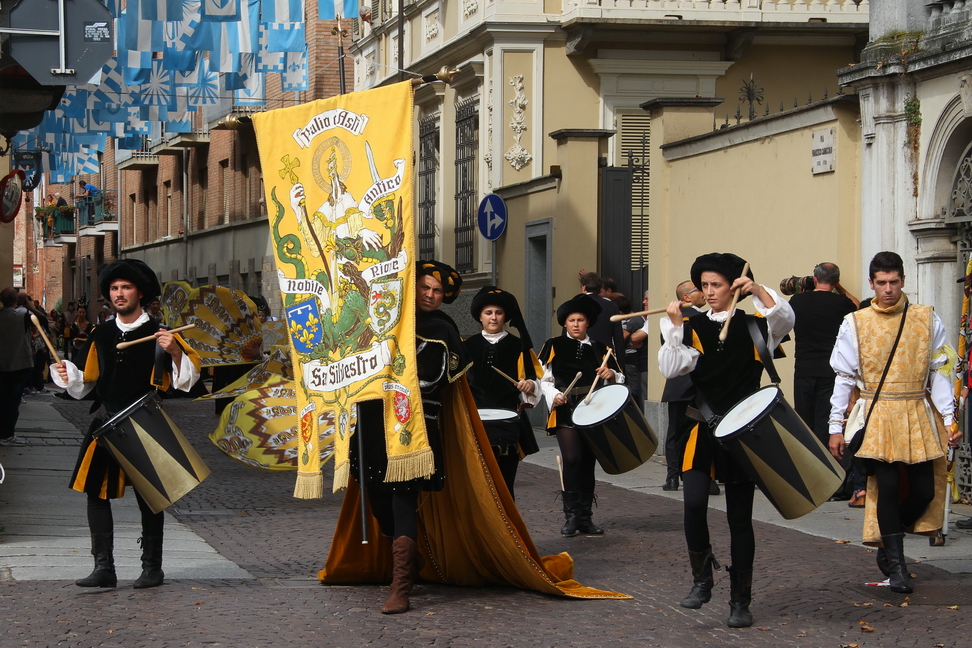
[[745, 316, 781, 385], [689, 316, 780, 427]]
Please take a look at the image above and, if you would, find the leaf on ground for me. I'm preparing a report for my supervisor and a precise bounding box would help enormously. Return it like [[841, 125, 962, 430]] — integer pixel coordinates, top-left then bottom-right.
[[862, 602, 872, 607], [836, 539, 852, 544], [194, 600, 205, 605], [860, 623, 875, 633], [899, 602, 908, 607], [948, 606, 959, 610]]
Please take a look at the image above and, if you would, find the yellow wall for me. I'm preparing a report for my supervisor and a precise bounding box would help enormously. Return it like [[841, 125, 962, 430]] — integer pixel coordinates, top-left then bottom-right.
[[715, 44, 858, 122], [540, 43, 603, 168], [646, 103, 862, 399]]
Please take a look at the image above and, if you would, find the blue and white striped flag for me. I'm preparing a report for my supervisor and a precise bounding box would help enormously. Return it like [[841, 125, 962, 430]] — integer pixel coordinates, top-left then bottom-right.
[[201, 0, 241, 21], [137, 60, 177, 108], [210, 0, 259, 72], [179, 58, 220, 105], [318, 0, 357, 19], [260, 0, 302, 22], [123, 2, 164, 51], [281, 46, 308, 92], [140, 0, 185, 21]]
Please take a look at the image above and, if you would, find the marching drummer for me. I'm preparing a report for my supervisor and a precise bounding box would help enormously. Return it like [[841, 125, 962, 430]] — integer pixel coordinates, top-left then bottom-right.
[[52, 259, 201, 590], [539, 294, 624, 537], [463, 286, 542, 499], [657, 253, 794, 629]]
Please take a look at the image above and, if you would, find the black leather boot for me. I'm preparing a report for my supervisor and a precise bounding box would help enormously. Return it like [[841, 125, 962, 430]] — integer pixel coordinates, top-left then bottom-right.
[[680, 548, 719, 609], [881, 533, 912, 594], [726, 566, 754, 628], [133, 535, 165, 589], [560, 491, 582, 537], [575, 492, 604, 535], [75, 533, 117, 587], [876, 547, 890, 577]]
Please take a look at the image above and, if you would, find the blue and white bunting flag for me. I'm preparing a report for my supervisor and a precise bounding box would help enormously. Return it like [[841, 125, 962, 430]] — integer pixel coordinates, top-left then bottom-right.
[[201, 0, 241, 21], [281, 46, 308, 92], [260, 0, 303, 22], [140, 0, 185, 21], [123, 3, 164, 51], [318, 0, 357, 19], [256, 24, 285, 71], [266, 21, 304, 52]]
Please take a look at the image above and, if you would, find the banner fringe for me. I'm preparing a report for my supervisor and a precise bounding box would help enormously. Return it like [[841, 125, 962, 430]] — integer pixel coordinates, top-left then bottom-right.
[[293, 471, 323, 499], [332, 460, 350, 493], [384, 447, 435, 482]]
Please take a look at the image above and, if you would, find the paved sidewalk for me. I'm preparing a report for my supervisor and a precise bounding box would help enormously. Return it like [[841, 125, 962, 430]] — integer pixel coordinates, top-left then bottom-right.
[[1, 393, 971, 647]]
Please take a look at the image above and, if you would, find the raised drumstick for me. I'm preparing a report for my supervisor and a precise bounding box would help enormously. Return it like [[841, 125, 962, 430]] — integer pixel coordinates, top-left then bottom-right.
[[491, 365, 519, 385], [562, 371, 583, 396], [584, 348, 614, 405], [609, 307, 668, 323], [116, 323, 196, 349], [718, 262, 750, 345], [30, 314, 62, 366]]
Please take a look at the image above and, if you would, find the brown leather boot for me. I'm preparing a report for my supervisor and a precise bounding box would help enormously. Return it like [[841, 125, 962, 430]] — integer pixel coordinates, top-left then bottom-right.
[[381, 536, 419, 614]]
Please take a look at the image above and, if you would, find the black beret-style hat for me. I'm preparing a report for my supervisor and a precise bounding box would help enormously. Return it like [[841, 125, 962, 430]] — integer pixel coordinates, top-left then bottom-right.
[[556, 293, 602, 327], [470, 286, 534, 350], [690, 253, 754, 292], [99, 259, 162, 306], [417, 259, 462, 304]]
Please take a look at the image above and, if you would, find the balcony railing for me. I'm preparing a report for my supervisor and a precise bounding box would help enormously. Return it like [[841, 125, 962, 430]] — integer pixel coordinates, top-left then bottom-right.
[[563, 0, 867, 20], [77, 191, 117, 229], [36, 207, 76, 239]]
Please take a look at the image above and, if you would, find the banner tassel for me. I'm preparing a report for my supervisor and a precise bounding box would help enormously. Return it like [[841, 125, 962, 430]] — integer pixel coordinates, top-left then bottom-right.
[[294, 471, 324, 499]]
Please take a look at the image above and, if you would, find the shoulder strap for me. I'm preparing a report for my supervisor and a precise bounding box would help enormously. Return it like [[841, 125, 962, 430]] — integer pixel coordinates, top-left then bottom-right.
[[745, 315, 781, 384]]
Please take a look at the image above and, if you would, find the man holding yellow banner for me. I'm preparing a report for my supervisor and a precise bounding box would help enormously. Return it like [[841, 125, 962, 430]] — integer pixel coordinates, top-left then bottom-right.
[[252, 81, 628, 615]]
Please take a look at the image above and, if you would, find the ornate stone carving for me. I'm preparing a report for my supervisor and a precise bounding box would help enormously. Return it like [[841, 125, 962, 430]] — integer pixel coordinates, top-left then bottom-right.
[[425, 10, 440, 42], [463, 0, 478, 20], [504, 75, 532, 171], [484, 63, 493, 190]]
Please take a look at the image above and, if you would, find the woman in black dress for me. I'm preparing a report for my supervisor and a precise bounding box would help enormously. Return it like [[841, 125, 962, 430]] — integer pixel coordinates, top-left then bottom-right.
[[463, 287, 540, 499]]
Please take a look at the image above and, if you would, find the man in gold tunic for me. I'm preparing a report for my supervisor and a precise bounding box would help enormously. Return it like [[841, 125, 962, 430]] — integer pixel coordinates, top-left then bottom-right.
[[828, 251, 961, 594]]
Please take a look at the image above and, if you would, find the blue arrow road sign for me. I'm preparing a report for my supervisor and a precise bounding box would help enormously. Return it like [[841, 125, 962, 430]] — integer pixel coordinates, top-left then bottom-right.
[[477, 194, 507, 241]]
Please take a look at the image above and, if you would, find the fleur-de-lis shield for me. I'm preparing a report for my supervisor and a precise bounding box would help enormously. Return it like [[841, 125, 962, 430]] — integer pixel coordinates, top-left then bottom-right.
[[287, 300, 323, 354]]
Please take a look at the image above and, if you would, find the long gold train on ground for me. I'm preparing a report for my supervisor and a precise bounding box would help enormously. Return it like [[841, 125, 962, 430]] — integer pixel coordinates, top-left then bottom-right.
[[715, 386, 845, 520]]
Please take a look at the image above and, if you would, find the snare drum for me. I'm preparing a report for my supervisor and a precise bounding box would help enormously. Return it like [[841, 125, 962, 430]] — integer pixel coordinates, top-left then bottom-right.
[[477, 408, 521, 449], [714, 385, 844, 520], [571, 384, 658, 475], [93, 391, 211, 514]]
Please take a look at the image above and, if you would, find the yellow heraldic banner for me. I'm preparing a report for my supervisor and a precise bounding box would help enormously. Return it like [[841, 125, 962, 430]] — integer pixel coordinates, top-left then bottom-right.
[[252, 82, 424, 498]]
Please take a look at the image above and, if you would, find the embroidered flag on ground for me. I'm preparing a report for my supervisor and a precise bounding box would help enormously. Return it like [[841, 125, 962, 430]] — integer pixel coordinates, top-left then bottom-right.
[[251, 82, 420, 497]]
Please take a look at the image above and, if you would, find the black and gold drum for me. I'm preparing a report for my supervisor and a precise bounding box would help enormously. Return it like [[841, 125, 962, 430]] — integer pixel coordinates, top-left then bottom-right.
[[572, 384, 658, 475], [714, 385, 844, 520], [94, 391, 211, 513]]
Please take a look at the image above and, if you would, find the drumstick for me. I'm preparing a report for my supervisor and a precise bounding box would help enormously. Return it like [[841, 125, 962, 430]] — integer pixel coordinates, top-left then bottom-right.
[[556, 455, 565, 492], [116, 324, 196, 349], [491, 365, 519, 386], [584, 348, 614, 405], [609, 307, 668, 323], [30, 314, 63, 366], [718, 262, 750, 346], [562, 371, 583, 396]]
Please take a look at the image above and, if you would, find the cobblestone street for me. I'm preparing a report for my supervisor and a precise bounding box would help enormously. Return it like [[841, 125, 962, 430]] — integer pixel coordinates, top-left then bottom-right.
[[2, 398, 971, 647]]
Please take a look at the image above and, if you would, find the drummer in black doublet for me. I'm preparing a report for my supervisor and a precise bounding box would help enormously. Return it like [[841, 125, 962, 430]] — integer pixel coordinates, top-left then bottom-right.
[[658, 253, 794, 629], [53, 259, 201, 591], [463, 287, 541, 499], [539, 294, 624, 537]]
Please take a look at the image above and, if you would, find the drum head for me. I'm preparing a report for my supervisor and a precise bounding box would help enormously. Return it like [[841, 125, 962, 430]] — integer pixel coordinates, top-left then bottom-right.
[[714, 386, 779, 438], [572, 384, 629, 427], [478, 408, 518, 422]]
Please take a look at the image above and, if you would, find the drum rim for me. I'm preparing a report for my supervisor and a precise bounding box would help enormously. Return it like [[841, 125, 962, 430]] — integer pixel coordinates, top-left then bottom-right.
[[571, 383, 632, 427], [477, 408, 519, 421], [92, 389, 159, 438], [713, 384, 782, 439]]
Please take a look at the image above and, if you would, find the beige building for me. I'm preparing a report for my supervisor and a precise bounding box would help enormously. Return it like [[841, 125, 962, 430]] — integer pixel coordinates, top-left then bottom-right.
[[350, 0, 868, 363]]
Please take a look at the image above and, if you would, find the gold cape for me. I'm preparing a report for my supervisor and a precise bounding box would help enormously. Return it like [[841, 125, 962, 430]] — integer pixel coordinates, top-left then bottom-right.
[[319, 376, 629, 599]]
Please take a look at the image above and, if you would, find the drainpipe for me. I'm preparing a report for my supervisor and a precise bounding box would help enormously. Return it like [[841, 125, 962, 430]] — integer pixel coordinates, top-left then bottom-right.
[[183, 147, 189, 281]]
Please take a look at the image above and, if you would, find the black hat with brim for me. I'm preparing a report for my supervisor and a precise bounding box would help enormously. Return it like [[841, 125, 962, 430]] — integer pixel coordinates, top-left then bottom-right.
[[470, 286, 534, 349], [690, 253, 754, 293], [417, 259, 462, 305], [556, 294, 602, 327], [98, 259, 162, 306]]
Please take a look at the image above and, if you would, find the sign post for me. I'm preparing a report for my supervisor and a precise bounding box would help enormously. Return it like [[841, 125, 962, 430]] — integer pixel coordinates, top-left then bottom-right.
[[477, 194, 508, 286]]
